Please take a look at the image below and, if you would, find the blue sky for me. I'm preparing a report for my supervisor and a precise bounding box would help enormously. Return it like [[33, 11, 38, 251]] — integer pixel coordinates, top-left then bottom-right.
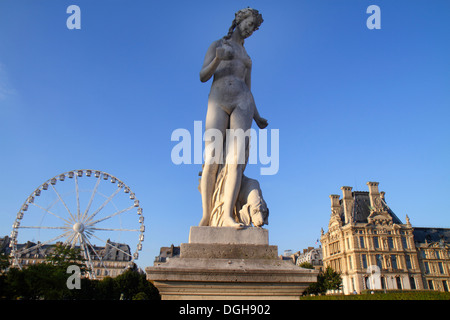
[[1, 0, 449, 269]]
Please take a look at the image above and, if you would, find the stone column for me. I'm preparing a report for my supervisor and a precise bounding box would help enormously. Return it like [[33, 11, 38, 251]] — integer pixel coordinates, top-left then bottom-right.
[[367, 181, 383, 212], [341, 186, 353, 225]]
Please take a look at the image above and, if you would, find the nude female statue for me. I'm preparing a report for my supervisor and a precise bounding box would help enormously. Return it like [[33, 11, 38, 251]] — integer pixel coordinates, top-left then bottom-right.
[[199, 8, 268, 228]]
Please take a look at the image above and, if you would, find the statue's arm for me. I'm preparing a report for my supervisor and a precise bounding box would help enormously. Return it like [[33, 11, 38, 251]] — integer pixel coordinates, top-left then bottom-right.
[[253, 96, 268, 129], [246, 65, 268, 129], [200, 41, 221, 83]]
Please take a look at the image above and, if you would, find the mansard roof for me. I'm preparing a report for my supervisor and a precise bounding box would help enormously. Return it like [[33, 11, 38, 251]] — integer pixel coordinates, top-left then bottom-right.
[[339, 191, 403, 225], [413, 227, 450, 245]]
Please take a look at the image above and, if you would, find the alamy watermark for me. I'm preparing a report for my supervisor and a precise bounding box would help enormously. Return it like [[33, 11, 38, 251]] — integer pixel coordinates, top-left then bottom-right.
[[171, 121, 279, 176], [66, 265, 81, 290]]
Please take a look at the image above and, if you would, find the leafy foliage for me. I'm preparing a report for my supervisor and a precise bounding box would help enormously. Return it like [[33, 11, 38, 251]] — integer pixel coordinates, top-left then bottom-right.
[[304, 266, 342, 295], [0, 244, 160, 300], [298, 262, 314, 269]]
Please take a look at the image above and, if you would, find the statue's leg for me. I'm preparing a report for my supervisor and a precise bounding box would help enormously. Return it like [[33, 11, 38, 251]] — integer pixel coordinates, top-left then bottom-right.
[[221, 104, 253, 228], [199, 100, 229, 226]]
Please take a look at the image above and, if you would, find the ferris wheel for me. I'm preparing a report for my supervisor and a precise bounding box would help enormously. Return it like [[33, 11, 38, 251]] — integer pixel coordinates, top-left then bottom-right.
[[9, 169, 145, 278]]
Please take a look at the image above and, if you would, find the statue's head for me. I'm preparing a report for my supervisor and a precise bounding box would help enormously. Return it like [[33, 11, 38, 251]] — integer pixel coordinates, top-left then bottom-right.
[[238, 198, 269, 228], [235, 8, 263, 31], [224, 8, 263, 40]]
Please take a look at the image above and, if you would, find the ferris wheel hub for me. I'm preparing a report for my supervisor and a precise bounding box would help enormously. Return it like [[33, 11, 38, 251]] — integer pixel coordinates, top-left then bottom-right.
[[73, 222, 85, 233]]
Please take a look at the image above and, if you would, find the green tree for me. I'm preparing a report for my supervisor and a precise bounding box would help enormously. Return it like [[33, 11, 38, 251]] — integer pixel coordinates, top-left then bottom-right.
[[2, 245, 89, 300], [45, 244, 87, 273], [0, 252, 10, 272], [321, 266, 342, 291], [114, 269, 160, 300], [95, 276, 119, 300], [3, 267, 27, 299], [304, 266, 342, 295], [298, 262, 314, 269], [3, 263, 70, 300]]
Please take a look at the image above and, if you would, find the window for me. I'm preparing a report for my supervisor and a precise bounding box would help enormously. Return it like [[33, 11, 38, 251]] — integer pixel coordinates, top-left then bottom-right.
[[443, 281, 449, 292], [435, 251, 441, 259], [421, 250, 426, 259], [428, 280, 434, 290], [376, 254, 383, 269], [388, 237, 394, 249], [373, 236, 379, 249], [424, 262, 430, 274], [438, 262, 444, 274], [362, 254, 367, 269], [381, 276, 386, 290], [348, 256, 353, 270], [409, 277, 416, 290], [405, 255, 412, 269], [364, 276, 369, 290], [401, 237, 408, 249], [391, 255, 398, 269], [359, 236, 365, 249], [396, 277, 402, 290]]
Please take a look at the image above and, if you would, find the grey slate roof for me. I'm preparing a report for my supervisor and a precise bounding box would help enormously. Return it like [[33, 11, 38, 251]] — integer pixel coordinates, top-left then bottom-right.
[[340, 191, 403, 225], [413, 227, 450, 244]]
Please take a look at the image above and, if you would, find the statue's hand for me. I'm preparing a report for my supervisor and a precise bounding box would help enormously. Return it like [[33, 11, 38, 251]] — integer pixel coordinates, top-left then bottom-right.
[[255, 117, 268, 129]]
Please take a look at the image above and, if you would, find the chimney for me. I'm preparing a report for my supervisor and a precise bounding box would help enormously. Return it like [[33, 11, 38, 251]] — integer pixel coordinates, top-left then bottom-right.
[[340, 186, 353, 224], [367, 181, 382, 212], [329, 194, 340, 216]]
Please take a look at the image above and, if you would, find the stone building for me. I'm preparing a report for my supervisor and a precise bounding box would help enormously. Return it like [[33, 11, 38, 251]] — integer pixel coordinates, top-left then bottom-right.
[[0, 236, 134, 279], [295, 247, 323, 272], [413, 227, 450, 292], [154, 244, 180, 263], [320, 182, 450, 294]]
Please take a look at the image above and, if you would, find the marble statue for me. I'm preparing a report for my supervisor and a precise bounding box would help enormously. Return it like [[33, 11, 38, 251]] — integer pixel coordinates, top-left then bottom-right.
[[198, 8, 268, 228]]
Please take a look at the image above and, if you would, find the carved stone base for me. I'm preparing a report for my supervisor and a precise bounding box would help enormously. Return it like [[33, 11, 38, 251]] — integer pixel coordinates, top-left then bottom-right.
[[145, 226, 318, 300]]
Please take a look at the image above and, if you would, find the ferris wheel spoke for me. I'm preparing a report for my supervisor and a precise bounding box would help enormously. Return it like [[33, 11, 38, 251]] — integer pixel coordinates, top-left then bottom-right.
[[71, 233, 81, 249], [82, 234, 109, 272], [62, 232, 77, 248], [83, 186, 122, 225], [15, 230, 73, 256], [18, 226, 70, 230], [86, 205, 135, 227], [84, 229, 94, 238], [30, 202, 72, 225], [90, 227, 139, 232], [90, 233, 133, 258], [46, 197, 61, 212], [51, 184, 77, 223], [79, 235, 94, 272], [75, 175, 81, 221], [80, 176, 101, 223]]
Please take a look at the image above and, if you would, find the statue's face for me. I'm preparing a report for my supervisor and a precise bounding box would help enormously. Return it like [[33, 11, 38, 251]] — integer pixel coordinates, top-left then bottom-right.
[[238, 15, 257, 39]]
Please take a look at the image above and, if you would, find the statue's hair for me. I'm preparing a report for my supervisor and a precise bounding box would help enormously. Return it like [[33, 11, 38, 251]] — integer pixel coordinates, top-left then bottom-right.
[[224, 8, 264, 40]]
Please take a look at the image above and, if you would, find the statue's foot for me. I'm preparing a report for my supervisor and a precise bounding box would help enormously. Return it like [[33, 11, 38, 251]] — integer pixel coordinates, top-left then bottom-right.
[[199, 217, 209, 226], [222, 217, 244, 229]]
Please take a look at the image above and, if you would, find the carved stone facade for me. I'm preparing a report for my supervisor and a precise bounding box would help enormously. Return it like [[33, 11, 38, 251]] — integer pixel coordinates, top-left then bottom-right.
[[321, 182, 450, 294]]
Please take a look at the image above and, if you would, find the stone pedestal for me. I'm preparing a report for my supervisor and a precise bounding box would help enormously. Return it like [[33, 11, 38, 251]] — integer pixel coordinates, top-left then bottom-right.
[[146, 226, 318, 300]]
